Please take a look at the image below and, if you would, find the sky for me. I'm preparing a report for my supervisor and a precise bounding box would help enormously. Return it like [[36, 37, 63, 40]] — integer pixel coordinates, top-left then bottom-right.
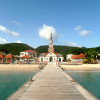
[[0, 0, 100, 48]]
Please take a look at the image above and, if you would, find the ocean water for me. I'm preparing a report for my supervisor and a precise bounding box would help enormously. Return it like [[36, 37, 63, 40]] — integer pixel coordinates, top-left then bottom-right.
[[0, 70, 38, 100], [66, 70, 100, 99]]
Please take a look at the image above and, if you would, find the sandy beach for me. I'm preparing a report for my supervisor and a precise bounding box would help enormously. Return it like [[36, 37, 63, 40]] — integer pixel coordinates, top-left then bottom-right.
[[0, 64, 100, 71], [61, 64, 100, 71], [0, 64, 40, 70]]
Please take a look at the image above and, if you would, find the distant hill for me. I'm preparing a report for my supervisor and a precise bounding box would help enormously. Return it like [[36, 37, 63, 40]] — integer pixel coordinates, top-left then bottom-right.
[[0, 43, 100, 59], [36, 45, 100, 59], [36, 45, 82, 58], [0, 43, 35, 55]]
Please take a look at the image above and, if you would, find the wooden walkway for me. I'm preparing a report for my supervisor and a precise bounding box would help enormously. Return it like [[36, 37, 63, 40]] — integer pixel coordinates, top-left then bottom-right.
[[18, 65, 87, 100]]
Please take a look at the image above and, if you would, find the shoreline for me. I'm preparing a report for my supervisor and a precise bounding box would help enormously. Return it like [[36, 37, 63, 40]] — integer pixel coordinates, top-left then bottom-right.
[[60, 64, 100, 71], [0, 64, 100, 71], [0, 64, 40, 70]]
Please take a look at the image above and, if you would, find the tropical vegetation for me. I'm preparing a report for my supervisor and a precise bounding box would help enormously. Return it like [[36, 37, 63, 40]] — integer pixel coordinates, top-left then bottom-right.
[[0, 43, 100, 63]]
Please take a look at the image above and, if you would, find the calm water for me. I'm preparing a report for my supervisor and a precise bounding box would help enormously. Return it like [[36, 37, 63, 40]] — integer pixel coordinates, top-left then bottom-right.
[[66, 70, 100, 99], [0, 70, 38, 100]]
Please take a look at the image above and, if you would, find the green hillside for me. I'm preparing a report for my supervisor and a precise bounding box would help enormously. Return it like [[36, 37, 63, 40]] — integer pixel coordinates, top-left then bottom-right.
[[36, 45, 81, 58], [36, 45, 100, 59], [0, 43, 35, 55], [0, 43, 100, 60]]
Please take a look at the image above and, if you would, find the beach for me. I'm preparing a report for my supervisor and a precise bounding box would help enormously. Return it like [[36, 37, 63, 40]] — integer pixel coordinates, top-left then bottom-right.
[[61, 64, 100, 71], [0, 64, 40, 70], [0, 64, 100, 71]]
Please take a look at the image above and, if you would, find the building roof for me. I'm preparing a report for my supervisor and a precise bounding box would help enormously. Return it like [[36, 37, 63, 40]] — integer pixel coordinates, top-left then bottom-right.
[[0, 55, 3, 58], [21, 50, 37, 53], [21, 55, 30, 59], [39, 52, 63, 57], [71, 53, 85, 59], [5, 54, 14, 59], [43, 53, 48, 56], [55, 53, 59, 55]]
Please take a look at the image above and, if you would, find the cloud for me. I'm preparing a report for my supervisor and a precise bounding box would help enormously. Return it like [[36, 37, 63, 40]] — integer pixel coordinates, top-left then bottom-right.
[[0, 37, 7, 44], [74, 25, 82, 31], [12, 21, 21, 26], [39, 24, 58, 41], [74, 25, 91, 37], [0, 25, 19, 37], [65, 41, 80, 47], [16, 40, 21, 43], [79, 30, 90, 37]]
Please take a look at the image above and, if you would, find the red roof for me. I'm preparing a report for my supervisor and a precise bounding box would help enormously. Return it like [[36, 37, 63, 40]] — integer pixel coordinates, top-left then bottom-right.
[[71, 53, 85, 59], [22, 50, 37, 53], [0, 55, 3, 58], [5, 54, 14, 59], [43, 53, 48, 56], [55, 53, 59, 55], [21, 55, 30, 59]]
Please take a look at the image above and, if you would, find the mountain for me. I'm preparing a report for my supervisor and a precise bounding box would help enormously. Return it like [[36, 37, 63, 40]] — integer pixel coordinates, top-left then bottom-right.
[[0, 43, 100, 59], [0, 43, 35, 55], [36, 45, 100, 59], [36, 45, 82, 58]]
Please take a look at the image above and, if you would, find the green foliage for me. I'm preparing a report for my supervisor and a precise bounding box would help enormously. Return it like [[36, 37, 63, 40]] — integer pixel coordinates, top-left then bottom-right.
[[82, 59, 88, 63], [0, 43, 35, 55], [36, 45, 80, 59], [36, 45, 48, 53], [36, 45, 100, 60], [0, 43, 100, 61]]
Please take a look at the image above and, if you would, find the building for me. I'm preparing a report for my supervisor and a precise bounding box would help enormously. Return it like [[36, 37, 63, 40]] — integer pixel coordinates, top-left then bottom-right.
[[66, 54, 73, 61], [39, 33, 64, 62], [71, 53, 85, 63], [20, 50, 37, 58]]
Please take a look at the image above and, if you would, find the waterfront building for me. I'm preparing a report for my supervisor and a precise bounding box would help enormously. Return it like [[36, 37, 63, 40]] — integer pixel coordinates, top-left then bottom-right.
[[39, 33, 64, 62], [71, 53, 85, 63], [20, 50, 37, 58], [66, 54, 73, 61]]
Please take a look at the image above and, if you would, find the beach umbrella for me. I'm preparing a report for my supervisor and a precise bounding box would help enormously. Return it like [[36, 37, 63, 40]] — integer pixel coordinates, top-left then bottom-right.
[[5, 54, 14, 59], [0, 55, 3, 58], [21, 55, 30, 59]]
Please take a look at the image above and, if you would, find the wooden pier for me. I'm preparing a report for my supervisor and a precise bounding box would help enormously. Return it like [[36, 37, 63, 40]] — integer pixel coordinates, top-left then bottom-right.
[[7, 65, 98, 100]]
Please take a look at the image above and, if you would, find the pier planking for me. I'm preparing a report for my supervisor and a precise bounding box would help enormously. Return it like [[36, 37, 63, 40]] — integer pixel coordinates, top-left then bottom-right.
[[8, 65, 98, 100]]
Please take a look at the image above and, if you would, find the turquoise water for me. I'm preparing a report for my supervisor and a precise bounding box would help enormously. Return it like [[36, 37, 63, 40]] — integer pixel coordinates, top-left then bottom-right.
[[0, 70, 38, 100], [66, 70, 100, 99]]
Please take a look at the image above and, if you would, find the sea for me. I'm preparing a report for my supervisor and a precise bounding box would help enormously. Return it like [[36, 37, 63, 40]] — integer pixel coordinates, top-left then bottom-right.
[[1, 69, 100, 100], [0, 70, 38, 100], [65, 70, 100, 100]]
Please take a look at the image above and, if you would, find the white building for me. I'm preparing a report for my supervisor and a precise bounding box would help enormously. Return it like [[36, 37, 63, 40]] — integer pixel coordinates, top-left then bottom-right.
[[39, 33, 64, 62], [66, 54, 73, 60], [20, 50, 37, 58]]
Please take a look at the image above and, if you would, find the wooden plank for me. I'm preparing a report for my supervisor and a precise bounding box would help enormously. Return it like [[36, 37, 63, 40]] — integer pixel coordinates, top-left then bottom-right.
[[18, 65, 86, 100]]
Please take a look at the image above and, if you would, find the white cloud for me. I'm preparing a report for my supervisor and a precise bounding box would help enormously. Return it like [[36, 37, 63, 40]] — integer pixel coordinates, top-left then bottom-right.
[[0, 25, 19, 37], [74, 25, 91, 37], [0, 37, 7, 44], [16, 40, 21, 43], [74, 25, 82, 31], [12, 21, 21, 26], [65, 41, 80, 47], [79, 30, 90, 37], [39, 24, 58, 41]]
